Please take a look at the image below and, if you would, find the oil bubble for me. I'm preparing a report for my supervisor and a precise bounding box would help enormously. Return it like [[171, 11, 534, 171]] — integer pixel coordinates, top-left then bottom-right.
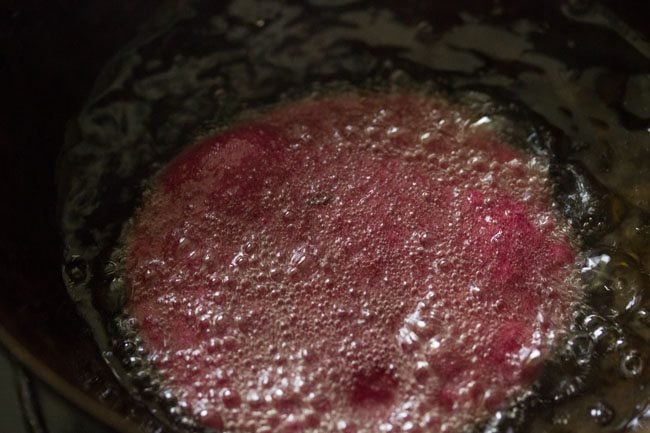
[[588, 401, 614, 426], [569, 334, 594, 365], [551, 164, 618, 243], [620, 350, 644, 379]]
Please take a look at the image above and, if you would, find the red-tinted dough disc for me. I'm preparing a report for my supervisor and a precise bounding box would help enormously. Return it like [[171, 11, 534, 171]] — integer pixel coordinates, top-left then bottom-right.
[[125, 93, 579, 433]]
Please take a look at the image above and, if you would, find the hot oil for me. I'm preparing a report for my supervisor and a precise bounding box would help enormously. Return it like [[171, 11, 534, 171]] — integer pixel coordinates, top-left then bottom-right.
[[58, 0, 650, 432]]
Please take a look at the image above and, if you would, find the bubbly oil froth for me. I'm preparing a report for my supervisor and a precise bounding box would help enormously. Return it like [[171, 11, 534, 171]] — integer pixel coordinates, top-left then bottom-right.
[[123, 92, 580, 433]]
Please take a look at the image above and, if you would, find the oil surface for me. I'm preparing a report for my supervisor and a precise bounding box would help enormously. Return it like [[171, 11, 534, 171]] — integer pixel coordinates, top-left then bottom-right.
[[123, 92, 579, 433], [59, 1, 650, 432]]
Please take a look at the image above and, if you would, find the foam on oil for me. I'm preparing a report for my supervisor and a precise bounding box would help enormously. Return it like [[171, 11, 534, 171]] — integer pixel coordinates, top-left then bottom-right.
[[122, 92, 579, 433]]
